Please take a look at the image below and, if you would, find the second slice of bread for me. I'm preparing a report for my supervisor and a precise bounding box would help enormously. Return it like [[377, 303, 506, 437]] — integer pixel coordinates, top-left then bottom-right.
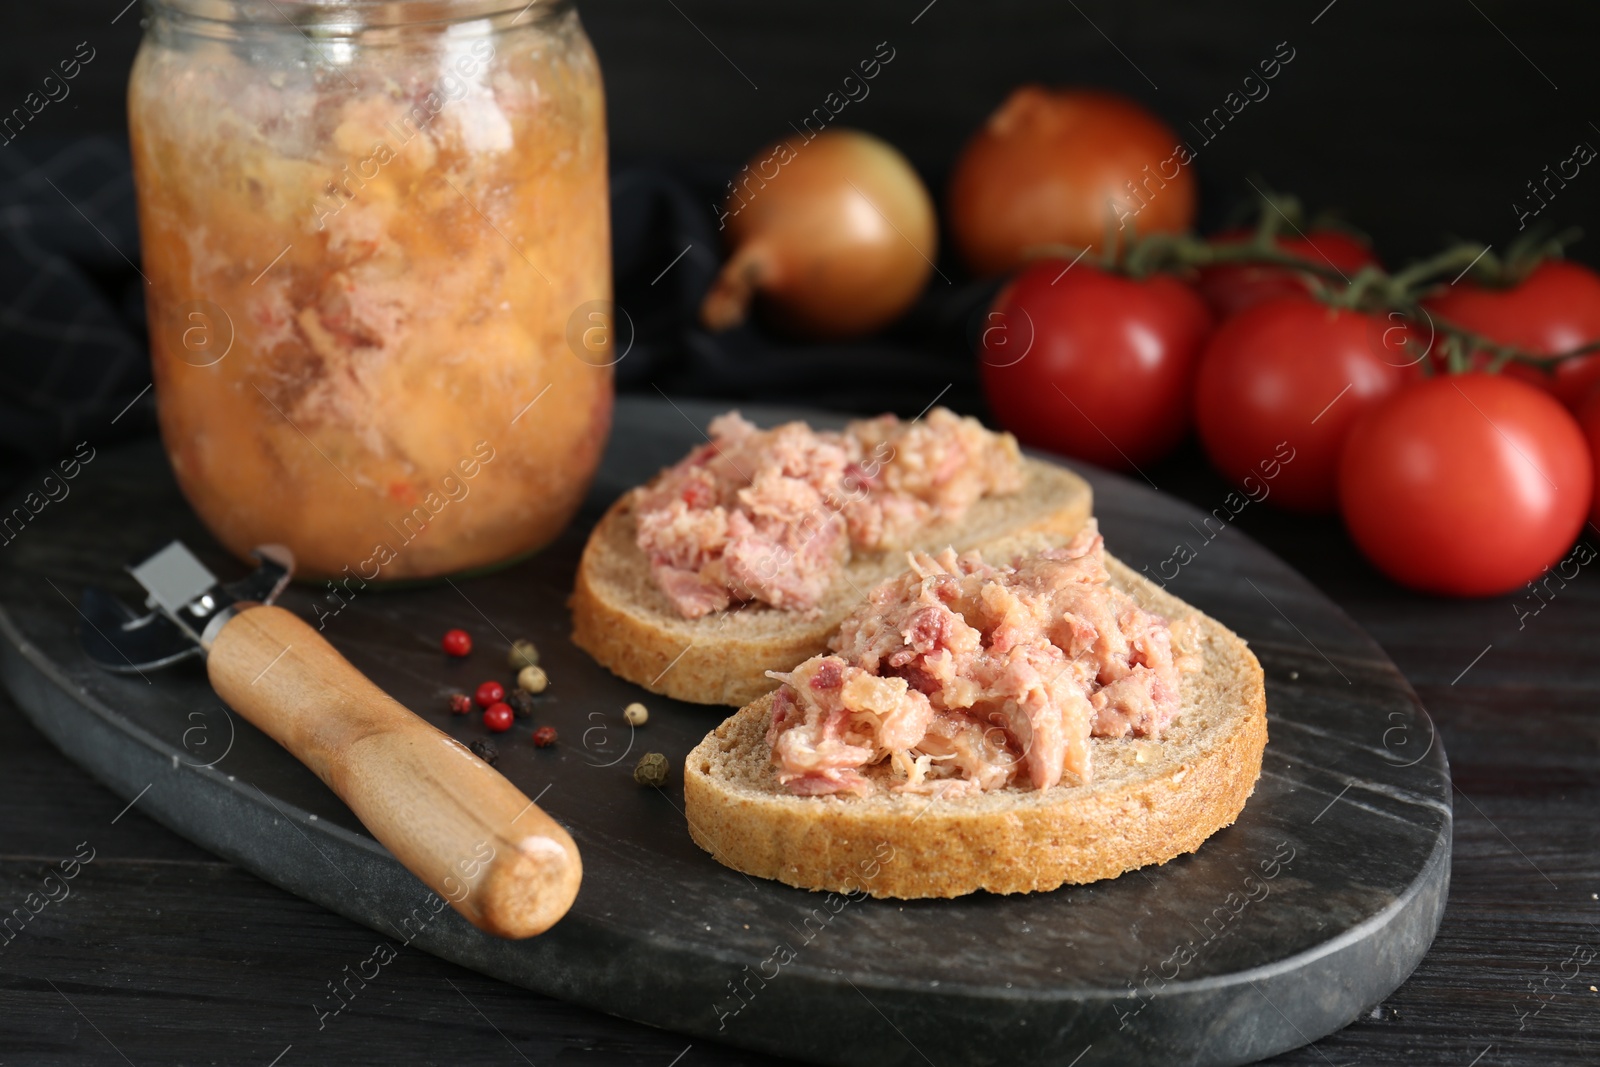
[[570, 458, 1092, 707], [682, 555, 1268, 898]]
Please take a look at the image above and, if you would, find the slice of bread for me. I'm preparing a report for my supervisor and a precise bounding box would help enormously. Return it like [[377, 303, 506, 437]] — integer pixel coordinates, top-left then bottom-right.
[[682, 554, 1267, 898], [570, 458, 1091, 707]]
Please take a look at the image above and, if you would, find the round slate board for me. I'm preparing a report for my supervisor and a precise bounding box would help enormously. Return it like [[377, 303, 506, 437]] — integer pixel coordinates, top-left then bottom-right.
[[0, 397, 1450, 1067]]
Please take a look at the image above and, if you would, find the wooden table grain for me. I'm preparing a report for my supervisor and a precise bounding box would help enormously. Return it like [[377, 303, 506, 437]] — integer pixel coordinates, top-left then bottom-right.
[[0, 434, 1595, 1067]]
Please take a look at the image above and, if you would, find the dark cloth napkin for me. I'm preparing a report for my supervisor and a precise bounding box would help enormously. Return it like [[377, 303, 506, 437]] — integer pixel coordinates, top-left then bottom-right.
[[0, 137, 153, 490], [0, 138, 988, 494]]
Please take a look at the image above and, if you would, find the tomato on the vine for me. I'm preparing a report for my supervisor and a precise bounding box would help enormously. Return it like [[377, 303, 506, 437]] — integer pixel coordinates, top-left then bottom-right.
[[979, 260, 1212, 470], [1581, 391, 1600, 531], [1194, 295, 1416, 513], [1423, 260, 1600, 410], [1194, 228, 1379, 320], [1339, 374, 1592, 596]]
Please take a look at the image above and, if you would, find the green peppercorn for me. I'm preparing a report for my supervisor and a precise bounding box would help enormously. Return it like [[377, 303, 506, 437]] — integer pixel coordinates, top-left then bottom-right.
[[507, 639, 540, 670], [633, 752, 669, 788]]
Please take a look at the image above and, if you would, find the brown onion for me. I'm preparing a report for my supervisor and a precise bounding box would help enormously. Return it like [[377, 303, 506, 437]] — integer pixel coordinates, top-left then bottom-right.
[[948, 87, 1196, 276], [701, 129, 937, 339]]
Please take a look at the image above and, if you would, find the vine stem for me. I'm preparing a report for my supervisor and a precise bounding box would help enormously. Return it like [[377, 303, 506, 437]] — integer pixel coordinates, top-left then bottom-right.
[[1420, 309, 1600, 370], [1013, 227, 1600, 371]]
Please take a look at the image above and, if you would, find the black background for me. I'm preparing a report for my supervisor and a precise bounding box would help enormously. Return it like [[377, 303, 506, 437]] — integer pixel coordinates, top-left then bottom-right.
[[7, 1, 1600, 264]]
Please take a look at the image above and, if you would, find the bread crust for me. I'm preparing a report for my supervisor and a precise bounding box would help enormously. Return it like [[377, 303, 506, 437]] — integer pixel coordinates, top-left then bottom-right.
[[682, 557, 1268, 898], [570, 458, 1092, 707]]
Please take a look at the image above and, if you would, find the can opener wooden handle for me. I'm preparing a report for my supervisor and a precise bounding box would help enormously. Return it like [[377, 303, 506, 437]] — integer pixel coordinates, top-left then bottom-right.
[[78, 541, 580, 939]]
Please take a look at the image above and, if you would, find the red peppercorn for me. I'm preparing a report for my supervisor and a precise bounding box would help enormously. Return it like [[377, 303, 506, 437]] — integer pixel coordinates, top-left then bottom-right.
[[474, 680, 505, 708], [483, 702, 514, 733], [441, 629, 473, 657], [532, 725, 557, 748], [448, 693, 473, 715]]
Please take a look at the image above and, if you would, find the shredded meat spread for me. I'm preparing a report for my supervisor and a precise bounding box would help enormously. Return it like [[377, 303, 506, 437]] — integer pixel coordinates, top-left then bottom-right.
[[765, 522, 1192, 797], [634, 408, 1023, 618]]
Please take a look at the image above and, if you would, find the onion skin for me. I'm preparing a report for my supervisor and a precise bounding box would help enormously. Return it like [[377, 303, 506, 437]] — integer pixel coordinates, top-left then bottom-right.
[[701, 129, 937, 340], [948, 87, 1195, 276]]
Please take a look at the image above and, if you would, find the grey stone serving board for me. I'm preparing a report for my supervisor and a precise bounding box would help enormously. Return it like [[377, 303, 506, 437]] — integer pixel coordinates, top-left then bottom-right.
[[0, 397, 1450, 1067]]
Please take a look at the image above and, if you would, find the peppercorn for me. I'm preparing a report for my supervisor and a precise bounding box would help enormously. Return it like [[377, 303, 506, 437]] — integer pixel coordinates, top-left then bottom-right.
[[448, 692, 473, 715], [633, 752, 669, 787], [483, 702, 514, 733], [517, 665, 548, 694], [532, 725, 558, 748], [441, 628, 472, 657], [468, 738, 499, 765], [474, 680, 505, 708], [624, 702, 648, 726], [506, 688, 536, 719], [507, 639, 540, 670]]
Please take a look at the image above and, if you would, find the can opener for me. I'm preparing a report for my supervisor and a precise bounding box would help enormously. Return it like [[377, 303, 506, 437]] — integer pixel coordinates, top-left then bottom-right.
[[78, 540, 581, 938]]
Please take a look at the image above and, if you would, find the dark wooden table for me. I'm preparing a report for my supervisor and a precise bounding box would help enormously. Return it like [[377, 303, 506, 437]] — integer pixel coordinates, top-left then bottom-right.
[[1, 430, 1595, 1067]]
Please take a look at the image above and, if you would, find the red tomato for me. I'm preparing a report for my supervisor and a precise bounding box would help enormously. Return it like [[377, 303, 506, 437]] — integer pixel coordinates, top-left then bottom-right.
[[1339, 374, 1592, 596], [1582, 391, 1600, 531], [1423, 260, 1600, 410], [1194, 228, 1379, 320], [1194, 296, 1414, 513], [979, 260, 1212, 470]]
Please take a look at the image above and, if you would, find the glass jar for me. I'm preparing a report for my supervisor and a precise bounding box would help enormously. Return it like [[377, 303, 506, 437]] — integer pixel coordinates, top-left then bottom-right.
[[129, 0, 612, 581]]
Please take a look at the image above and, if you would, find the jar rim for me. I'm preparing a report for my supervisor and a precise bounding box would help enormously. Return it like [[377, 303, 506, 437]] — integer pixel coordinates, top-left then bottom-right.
[[144, 0, 567, 29]]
